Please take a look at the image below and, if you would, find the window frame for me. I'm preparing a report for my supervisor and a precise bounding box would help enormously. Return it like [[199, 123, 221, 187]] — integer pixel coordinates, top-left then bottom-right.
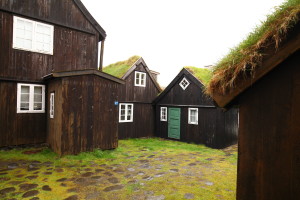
[[50, 92, 55, 119], [13, 16, 54, 55], [17, 83, 45, 113], [179, 77, 190, 90], [188, 108, 198, 125], [134, 71, 146, 87], [160, 107, 167, 121], [119, 103, 134, 123]]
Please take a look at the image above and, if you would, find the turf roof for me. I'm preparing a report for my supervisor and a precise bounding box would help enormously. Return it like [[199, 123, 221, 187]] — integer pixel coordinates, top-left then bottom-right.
[[184, 66, 212, 86], [206, 0, 300, 95], [103, 55, 141, 78]]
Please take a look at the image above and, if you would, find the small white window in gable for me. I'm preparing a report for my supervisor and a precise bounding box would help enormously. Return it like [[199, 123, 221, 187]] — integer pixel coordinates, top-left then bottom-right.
[[188, 108, 198, 125], [135, 71, 146, 87], [160, 107, 167, 121], [17, 83, 45, 113], [13, 16, 54, 55], [119, 103, 134, 122], [179, 77, 190, 90], [50, 93, 55, 119]]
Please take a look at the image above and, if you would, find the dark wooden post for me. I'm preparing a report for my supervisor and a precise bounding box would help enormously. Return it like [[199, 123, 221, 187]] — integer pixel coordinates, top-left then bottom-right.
[[99, 40, 105, 70]]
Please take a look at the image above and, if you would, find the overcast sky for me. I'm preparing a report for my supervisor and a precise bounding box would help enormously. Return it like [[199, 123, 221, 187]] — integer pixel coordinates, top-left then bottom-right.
[[81, 0, 285, 86]]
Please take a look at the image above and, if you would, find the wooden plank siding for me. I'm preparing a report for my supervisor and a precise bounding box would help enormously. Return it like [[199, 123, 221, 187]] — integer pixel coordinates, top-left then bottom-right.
[[118, 103, 155, 139], [47, 75, 119, 155], [155, 69, 238, 149], [0, 11, 98, 82], [0, 0, 99, 35], [236, 50, 300, 200], [118, 60, 161, 139], [119, 63, 160, 103], [0, 81, 46, 146]]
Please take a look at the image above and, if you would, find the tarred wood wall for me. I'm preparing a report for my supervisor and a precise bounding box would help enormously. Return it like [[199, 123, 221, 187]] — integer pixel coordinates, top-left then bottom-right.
[[155, 72, 238, 148], [47, 75, 119, 155], [118, 63, 160, 139], [237, 50, 300, 200], [0, 11, 98, 82], [0, 81, 46, 146]]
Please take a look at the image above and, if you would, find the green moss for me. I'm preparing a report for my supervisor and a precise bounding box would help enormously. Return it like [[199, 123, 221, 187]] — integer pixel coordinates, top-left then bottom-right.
[[207, 0, 300, 93], [103, 55, 141, 78], [0, 138, 237, 200], [184, 66, 212, 85]]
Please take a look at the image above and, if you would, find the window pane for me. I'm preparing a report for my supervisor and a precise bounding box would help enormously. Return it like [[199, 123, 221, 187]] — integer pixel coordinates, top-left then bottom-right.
[[190, 116, 196, 122], [121, 109, 125, 116], [21, 86, 30, 94], [121, 116, 125, 120], [34, 103, 42, 110], [21, 94, 29, 102], [21, 103, 29, 110], [34, 87, 43, 103]]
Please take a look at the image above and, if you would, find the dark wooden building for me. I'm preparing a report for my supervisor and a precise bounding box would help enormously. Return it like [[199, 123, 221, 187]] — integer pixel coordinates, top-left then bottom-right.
[[154, 68, 238, 148], [0, 0, 122, 155], [104, 57, 162, 139], [207, 8, 300, 200]]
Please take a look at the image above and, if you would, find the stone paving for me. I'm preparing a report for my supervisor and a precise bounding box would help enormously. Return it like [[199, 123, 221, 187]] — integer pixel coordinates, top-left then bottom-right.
[[0, 144, 237, 200]]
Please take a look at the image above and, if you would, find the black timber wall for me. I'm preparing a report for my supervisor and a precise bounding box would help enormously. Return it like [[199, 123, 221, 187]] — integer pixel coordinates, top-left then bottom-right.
[[237, 50, 300, 200], [155, 71, 238, 148], [118, 63, 160, 139]]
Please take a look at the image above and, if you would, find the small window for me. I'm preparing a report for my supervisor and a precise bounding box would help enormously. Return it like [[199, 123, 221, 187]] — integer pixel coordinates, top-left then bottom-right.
[[50, 93, 55, 118], [179, 77, 190, 90], [135, 71, 146, 87], [119, 103, 134, 122], [13, 16, 54, 55], [188, 108, 198, 125], [160, 107, 167, 121], [17, 83, 45, 113]]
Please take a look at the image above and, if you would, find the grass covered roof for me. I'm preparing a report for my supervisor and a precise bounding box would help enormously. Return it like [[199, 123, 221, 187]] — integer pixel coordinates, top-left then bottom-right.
[[184, 66, 212, 86], [103, 55, 141, 78], [206, 0, 300, 95]]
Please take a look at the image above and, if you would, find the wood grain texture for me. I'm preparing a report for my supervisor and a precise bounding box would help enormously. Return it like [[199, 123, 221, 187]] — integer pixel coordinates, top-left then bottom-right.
[[118, 62, 160, 139], [0, 81, 46, 146], [47, 75, 119, 155], [237, 50, 300, 200], [155, 70, 238, 149]]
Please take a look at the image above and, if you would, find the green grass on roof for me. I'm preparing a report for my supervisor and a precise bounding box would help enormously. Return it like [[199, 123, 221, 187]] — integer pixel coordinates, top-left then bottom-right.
[[103, 55, 141, 78], [207, 0, 300, 95], [184, 66, 212, 86]]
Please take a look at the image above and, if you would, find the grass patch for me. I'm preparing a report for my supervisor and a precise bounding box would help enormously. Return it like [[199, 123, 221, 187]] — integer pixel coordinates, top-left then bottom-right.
[[206, 0, 300, 94], [0, 147, 58, 163], [103, 55, 141, 78], [184, 66, 212, 85], [0, 138, 237, 200]]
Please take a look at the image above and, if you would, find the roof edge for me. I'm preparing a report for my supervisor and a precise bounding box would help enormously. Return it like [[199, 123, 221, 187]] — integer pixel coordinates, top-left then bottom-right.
[[210, 26, 300, 108], [153, 68, 205, 104], [73, 0, 106, 40], [122, 57, 162, 92], [43, 69, 124, 84]]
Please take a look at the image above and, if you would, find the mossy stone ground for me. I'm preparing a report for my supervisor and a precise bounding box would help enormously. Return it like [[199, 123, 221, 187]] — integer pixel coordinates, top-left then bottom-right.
[[0, 138, 237, 200]]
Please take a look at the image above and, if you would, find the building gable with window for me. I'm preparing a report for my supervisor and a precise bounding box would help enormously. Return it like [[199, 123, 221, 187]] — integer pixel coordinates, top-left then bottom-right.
[[0, 0, 123, 155], [103, 57, 162, 139], [153, 68, 238, 148]]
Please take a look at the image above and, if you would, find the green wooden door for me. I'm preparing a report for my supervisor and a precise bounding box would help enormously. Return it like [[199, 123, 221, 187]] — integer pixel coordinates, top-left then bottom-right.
[[168, 108, 181, 139]]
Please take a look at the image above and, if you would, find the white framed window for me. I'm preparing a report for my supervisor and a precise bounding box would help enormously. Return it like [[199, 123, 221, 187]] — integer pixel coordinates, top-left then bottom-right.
[[17, 83, 45, 113], [50, 93, 55, 118], [13, 16, 54, 55], [160, 107, 167, 121], [119, 103, 134, 122], [188, 108, 198, 125], [179, 77, 190, 90], [135, 71, 146, 87]]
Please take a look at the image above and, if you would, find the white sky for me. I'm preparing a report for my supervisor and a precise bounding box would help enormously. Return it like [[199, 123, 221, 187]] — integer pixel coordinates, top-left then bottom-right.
[[81, 0, 285, 87]]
